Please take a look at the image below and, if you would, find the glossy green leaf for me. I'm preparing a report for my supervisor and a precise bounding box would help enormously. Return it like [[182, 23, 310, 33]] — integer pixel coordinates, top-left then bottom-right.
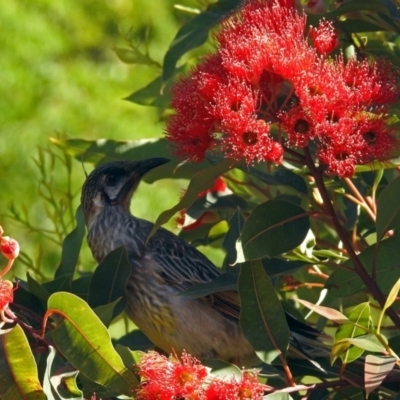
[[42, 274, 71, 296], [116, 330, 154, 352], [241, 166, 308, 195], [238, 260, 290, 364], [344, 335, 386, 353], [43, 346, 83, 400], [27, 273, 50, 304], [150, 158, 233, 236], [262, 258, 308, 277], [326, 235, 400, 297], [114, 344, 139, 370], [377, 277, 400, 334], [88, 247, 131, 315], [47, 292, 138, 395], [71, 275, 92, 301], [0, 324, 46, 400], [335, 303, 371, 363], [202, 359, 241, 379], [376, 176, 400, 239], [365, 355, 397, 398], [162, 0, 241, 83], [93, 299, 123, 327], [237, 200, 310, 261], [223, 208, 246, 265], [55, 206, 86, 279]]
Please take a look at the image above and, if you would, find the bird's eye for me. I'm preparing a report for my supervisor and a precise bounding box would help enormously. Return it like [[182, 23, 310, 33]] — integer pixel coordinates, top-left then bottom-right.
[[105, 174, 118, 187]]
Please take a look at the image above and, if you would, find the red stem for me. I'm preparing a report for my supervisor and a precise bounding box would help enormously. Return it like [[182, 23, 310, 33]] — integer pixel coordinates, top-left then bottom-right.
[[304, 149, 400, 330]]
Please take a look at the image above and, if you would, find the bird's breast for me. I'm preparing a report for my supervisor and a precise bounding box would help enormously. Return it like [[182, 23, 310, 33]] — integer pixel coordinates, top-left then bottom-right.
[[87, 209, 143, 263]]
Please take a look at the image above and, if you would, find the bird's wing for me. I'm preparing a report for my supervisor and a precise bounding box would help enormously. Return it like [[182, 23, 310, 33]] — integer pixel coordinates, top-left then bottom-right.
[[147, 225, 241, 320]]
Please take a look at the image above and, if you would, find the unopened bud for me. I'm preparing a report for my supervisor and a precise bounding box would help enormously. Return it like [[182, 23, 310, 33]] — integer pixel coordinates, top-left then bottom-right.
[[1, 237, 20, 260]]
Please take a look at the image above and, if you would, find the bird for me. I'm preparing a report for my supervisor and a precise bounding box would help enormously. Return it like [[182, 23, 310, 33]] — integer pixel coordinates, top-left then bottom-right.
[[81, 158, 326, 366]]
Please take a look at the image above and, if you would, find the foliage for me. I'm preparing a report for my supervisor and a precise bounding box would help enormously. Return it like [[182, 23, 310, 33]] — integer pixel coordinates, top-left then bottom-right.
[[2, 0, 400, 399]]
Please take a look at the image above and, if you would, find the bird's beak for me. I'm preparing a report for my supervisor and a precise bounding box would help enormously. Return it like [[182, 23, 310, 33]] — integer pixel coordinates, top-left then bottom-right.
[[118, 158, 170, 207], [129, 157, 170, 179]]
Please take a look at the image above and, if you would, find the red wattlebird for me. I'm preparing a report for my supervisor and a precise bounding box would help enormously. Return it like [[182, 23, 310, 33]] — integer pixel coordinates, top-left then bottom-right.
[[81, 158, 326, 366]]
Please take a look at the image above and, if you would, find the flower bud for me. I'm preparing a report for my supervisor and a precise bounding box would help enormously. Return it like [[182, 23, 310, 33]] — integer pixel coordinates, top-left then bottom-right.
[[1, 237, 20, 260]]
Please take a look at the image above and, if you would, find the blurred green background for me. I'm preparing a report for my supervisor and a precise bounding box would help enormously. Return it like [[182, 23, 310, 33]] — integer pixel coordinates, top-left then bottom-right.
[[0, 0, 215, 279]]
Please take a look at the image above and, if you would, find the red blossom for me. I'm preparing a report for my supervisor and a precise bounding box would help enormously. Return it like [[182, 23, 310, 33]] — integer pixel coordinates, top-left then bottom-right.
[[166, 0, 400, 176], [205, 371, 265, 400], [309, 20, 338, 55], [137, 351, 208, 400], [0, 279, 13, 312]]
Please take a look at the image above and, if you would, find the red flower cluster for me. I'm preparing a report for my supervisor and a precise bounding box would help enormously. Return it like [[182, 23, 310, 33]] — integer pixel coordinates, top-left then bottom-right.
[[166, 0, 400, 177], [137, 351, 264, 400], [0, 225, 18, 323]]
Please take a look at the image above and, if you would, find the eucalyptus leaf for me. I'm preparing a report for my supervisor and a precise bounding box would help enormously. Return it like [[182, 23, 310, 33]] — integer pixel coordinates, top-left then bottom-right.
[[47, 292, 138, 395], [376, 176, 400, 239], [237, 200, 310, 261], [43, 346, 83, 400], [238, 260, 290, 364], [162, 0, 242, 83], [88, 246, 131, 317], [55, 206, 86, 279], [0, 325, 46, 400]]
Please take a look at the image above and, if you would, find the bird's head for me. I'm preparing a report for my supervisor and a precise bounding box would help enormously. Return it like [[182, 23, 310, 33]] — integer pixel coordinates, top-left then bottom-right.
[[81, 158, 169, 226]]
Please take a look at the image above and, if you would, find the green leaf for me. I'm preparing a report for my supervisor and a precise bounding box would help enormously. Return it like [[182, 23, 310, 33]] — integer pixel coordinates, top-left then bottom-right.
[[335, 303, 371, 363], [162, 0, 242, 83], [0, 325, 46, 400], [202, 359, 241, 379], [55, 206, 86, 279], [114, 46, 160, 67], [93, 299, 123, 328], [344, 335, 386, 353], [42, 275, 71, 295], [262, 258, 308, 277], [365, 355, 397, 398], [377, 277, 400, 334], [223, 208, 246, 265], [124, 73, 175, 108], [114, 344, 139, 369], [238, 260, 290, 364], [27, 273, 50, 304], [43, 346, 83, 400], [237, 200, 310, 261], [326, 235, 400, 297], [88, 247, 131, 316], [376, 176, 400, 239], [150, 158, 233, 236], [241, 166, 308, 195], [116, 330, 154, 352], [47, 292, 138, 395]]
